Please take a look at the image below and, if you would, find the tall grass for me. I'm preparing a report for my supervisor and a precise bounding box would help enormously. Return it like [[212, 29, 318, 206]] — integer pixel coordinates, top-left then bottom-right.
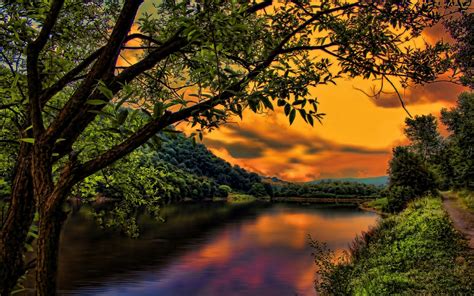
[[312, 196, 474, 295]]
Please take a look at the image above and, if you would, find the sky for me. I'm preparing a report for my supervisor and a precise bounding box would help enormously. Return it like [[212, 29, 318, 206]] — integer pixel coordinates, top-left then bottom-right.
[[197, 26, 469, 181], [134, 2, 471, 182]]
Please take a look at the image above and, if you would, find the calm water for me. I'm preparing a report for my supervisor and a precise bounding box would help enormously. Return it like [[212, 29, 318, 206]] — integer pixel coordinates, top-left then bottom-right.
[[54, 202, 378, 296]]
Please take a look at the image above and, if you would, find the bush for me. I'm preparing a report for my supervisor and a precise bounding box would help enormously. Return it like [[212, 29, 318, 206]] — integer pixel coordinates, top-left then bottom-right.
[[248, 183, 267, 197], [216, 185, 232, 198], [385, 185, 417, 213]]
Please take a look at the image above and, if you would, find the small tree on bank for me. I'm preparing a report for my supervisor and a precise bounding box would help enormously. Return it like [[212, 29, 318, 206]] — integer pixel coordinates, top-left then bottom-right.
[[386, 146, 438, 212], [0, 1, 453, 294]]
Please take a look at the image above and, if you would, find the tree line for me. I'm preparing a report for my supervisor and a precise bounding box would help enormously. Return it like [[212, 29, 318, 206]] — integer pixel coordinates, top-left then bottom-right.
[[272, 180, 382, 198], [385, 92, 473, 212]]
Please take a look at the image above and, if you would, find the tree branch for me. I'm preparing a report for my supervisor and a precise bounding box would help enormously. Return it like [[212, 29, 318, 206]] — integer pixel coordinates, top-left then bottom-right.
[[27, 0, 65, 138], [280, 43, 338, 54], [40, 47, 104, 107], [43, 0, 143, 145], [384, 75, 413, 118], [245, 0, 273, 15]]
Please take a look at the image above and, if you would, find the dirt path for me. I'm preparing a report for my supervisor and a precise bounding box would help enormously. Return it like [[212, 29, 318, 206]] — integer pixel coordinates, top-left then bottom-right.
[[442, 192, 474, 249]]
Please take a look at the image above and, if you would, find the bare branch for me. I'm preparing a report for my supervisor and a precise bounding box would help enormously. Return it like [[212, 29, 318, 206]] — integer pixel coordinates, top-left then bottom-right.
[[384, 75, 412, 118]]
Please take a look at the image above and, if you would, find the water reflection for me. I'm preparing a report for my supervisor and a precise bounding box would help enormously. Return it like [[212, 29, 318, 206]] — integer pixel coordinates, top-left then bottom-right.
[[56, 203, 378, 296]]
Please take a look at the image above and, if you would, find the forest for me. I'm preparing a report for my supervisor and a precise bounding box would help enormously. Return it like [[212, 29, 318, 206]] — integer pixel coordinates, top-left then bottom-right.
[[0, 1, 473, 295]]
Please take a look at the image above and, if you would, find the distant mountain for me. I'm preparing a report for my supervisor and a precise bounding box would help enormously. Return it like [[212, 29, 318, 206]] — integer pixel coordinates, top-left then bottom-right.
[[309, 176, 389, 186]]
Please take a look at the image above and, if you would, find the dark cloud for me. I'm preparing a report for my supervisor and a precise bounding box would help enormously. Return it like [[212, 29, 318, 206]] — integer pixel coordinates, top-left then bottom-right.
[[204, 138, 264, 158], [226, 143, 264, 158], [288, 157, 302, 164], [422, 22, 453, 44], [339, 146, 388, 155], [214, 123, 390, 159], [372, 81, 468, 108], [305, 147, 322, 154], [225, 125, 294, 151]]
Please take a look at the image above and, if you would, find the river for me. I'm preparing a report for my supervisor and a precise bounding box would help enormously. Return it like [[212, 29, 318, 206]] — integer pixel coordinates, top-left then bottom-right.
[[52, 202, 378, 295]]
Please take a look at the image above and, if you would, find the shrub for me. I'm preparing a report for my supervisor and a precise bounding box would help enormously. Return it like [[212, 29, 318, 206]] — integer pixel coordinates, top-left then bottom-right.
[[385, 185, 417, 213], [216, 185, 232, 198], [248, 183, 267, 197]]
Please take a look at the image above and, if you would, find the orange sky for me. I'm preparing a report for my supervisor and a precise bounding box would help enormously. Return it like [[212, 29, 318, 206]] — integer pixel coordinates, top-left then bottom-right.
[[197, 26, 469, 181], [135, 2, 472, 182]]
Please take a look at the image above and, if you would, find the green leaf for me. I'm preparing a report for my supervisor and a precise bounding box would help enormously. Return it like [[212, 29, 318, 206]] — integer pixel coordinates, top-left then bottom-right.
[[284, 104, 291, 116], [293, 100, 305, 106], [153, 102, 164, 118], [298, 109, 307, 122], [289, 109, 296, 125], [19, 138, 35, 144], [97, 81, 114, 99], [86, 99, 108, 106], [261, 96, 274, 110]]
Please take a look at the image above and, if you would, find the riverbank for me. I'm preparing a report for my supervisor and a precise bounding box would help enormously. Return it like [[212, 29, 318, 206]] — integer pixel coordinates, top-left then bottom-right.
[[358, 198, 389, 216], [315, 196, 474, 295], [272, 196, 372, 204]]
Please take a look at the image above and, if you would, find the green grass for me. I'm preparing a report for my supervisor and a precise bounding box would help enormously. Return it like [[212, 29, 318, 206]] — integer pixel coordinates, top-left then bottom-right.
[[458, 190, 474, 211], [227, 193, 256, 203], [364, 197, 388, 212], [315, 196, 474, 295]]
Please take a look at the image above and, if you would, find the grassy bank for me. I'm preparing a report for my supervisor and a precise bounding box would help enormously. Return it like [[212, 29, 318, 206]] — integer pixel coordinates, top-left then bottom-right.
[[315, 196, 474, 295], [227, 193, 258, 203], [458, 190, 474, 211], [360, 197, 388, 214]]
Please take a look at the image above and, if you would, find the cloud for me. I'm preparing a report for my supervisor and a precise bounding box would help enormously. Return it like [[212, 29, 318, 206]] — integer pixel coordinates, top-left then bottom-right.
[[204, 138, 264, 158], [422, 22, 453, 45], [202, 122, 392, 181], [371, 81, 468, 108]]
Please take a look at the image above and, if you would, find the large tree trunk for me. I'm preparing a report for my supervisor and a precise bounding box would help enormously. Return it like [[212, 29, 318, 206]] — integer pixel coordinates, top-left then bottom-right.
[[0, 144, 36, 295], [35, 206, 67, 296], [32, 143, 75, 296]]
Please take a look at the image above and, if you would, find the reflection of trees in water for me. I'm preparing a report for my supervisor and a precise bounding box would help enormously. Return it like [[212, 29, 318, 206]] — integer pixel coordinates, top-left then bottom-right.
[[55, 202, 263, 290]]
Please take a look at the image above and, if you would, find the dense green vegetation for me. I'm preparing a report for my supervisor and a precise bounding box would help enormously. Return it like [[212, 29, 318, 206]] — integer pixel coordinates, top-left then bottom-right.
[[272, 180, 382, 199], [382, 93, 474, 212], [70, 129, 265, 204], [314, 196, 473, 295], [457, 190, 474, 211]]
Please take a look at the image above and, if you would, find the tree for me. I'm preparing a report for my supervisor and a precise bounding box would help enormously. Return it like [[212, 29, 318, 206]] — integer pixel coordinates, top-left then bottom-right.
[[249, 182, 268, 198], [0, 1, 452, 294], [404, 114, 442, 163], [387, 146, 438, 207], [216, 184, 232, 198], [445, 12, 474, 88], [440, 92, 474, 189]]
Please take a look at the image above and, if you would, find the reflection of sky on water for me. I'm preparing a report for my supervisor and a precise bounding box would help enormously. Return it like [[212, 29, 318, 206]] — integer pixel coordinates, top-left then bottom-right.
[[64, 205, 378, 296]]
